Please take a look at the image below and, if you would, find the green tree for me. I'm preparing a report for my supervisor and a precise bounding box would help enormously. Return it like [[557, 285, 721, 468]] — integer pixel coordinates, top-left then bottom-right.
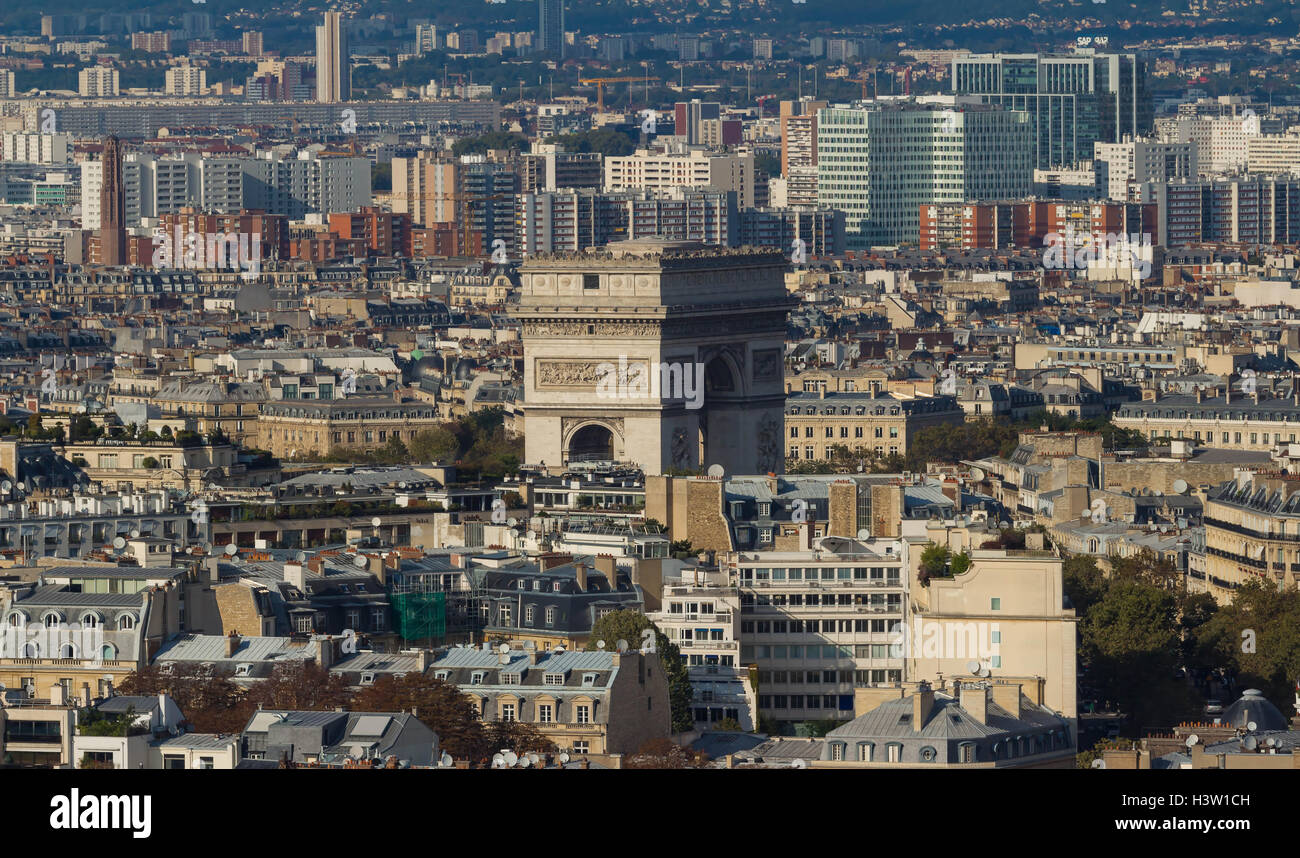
[[918, 543, 951, 586], [586, 610, 694, 733], [1195, 578, 1300, 708], [949, 551, 972, 576], [351, 673, 489, 762], [1080, 580, 1201, 734]]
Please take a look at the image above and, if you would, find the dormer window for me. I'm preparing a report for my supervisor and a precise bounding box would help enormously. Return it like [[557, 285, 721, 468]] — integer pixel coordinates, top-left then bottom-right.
[[360, 672, 376, 685], [470, 671, 486, 685], [581, 672, 598, 687], [434, 670, 450, 681], [234, 663, 253, 677], [502, 673, 521, 685], [543, 673, 565, 686]]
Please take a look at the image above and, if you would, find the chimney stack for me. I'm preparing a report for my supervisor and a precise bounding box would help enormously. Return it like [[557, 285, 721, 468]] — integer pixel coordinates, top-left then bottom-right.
[[574, 563, 588, 592], [912, 682, 934, 732], [960, 683, 989, 725], [225, 630, 241, 657], [284, 562, 306, 590]]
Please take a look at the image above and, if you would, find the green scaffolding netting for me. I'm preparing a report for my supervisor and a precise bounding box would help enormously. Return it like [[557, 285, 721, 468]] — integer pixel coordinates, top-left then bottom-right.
[[390, 591, 446, 643]]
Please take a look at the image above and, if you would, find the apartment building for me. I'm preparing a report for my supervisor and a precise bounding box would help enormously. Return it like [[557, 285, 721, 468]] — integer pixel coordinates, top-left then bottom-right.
[[918, 200, 1157, 251], [164, 65, 207, 96], [604, 145, 757, 209], [784, 390, 964, 462], [645, 568, 756, 730], [728, 536, 910, 730], [817, 100, 1034, 247], [1113, 388, 1300, 452], [428, 647, 670, 760], [78, 67, 120, 97], [2, 133, 71, 166], [1093, 139, 1196, 201], [1247, 131, 1300, 176], [256, 399, 447, 458], [1203, 474, 1300, 603], [1137, 177, 1300, 247], [952, 49, 1152, 168]]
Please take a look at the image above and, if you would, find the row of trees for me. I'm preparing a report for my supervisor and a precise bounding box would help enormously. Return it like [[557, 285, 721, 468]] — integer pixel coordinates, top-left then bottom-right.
[[1066, 551, 1300, 736], [117, 662, 555, 763]]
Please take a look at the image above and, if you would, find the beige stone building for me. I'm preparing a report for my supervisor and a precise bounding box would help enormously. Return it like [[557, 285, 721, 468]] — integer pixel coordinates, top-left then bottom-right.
[[427, 646, 671, 763], [905, 547, 1078, 728], [256, 398, 448, 458], [518, 241, 795, 475], [1203, 474, 1300, 603], [783, 390, 964, 462]]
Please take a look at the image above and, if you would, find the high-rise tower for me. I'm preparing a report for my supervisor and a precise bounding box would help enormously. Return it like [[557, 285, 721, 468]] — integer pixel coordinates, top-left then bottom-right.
[[315, 11, 350, 103]]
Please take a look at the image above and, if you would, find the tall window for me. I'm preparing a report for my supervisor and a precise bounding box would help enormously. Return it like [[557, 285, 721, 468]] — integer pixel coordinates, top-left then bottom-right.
[[575, 704, 591, 724], [499, 703, 515, 722], [538, 704, 553, 724]]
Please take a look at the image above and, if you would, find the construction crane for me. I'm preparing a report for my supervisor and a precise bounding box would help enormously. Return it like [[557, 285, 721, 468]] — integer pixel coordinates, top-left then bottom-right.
[[578, 75, 661, 112]]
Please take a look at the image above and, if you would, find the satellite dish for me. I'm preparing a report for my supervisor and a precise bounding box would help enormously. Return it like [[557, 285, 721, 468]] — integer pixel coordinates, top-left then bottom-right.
[[969, 467, 985, 481], [519, 755, 531, 768], [507, 517, 518, 527], [596, 640, 606, 650], [353, 555, 368, 568], [559, 752, 570, 764], [201, 542, 213, 554], [856, 528, 870, 540], [491, 753, 505, 768], [790, 758, 807, 769], [528, 753, 539, 765], [616, 639, 628, 653], [371, 517, 382, 528], [1244, 736, 1258, 750], [0, 480, 11, 492], [112, 537, 126, 549], [1267, 737, 1277, 748], [129, 529, 141, 539], [296, 551, 307, 562], [439, 752, 453, 767], [966, 660, 981, 674], [1185, 734, 1199, 748], [1247, 720, 1258, 732], [498, 643, 511, 655], [1173, 479, 1189, 494], [1090, 759, 1106, 769], [706, 464, 724, 478], [398, 482, 407, 490], [977, 665, 990, 677], [503, 751, 518, 767], [224, 544, 238, 556]]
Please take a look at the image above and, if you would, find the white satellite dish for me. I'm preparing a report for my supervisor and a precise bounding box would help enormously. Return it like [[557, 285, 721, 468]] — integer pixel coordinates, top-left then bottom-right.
[[1244, 736, 1258, 750], [1185, 734, 1199, 748], [1173, 479, 1189, 494], [439, 752, 453, 767], [1090, 759, 1106, 769], [0, 480, 11, 492], [1247, 721, 1258, 732], [856, 528, 870, 540], [969, 467, 985, 481], [201, 542, 213, 554], [790, 758, 807, 769], [559, 752, 570, 764], [518, 756, 531, 768], [129, 529, 141, 539], [507, 517, 518, 527], [616, 639, 628, 653], [371, 517, 382, 528], [112, 537, 126, 549], [706, 464, 724, 478], [296, 551, 307, 562], [596, 640, 606, 650], [353, 555, 368, 568], [503, 751, 518, 767], [966, 660, 981, 674], [498, 643, 511, 655], [491, 753, 505, 768], [224, 544, 239, 556], [528, 753, 539, 766]]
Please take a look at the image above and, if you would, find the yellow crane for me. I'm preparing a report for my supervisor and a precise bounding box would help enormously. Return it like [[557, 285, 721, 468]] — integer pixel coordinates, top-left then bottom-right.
[[578, 75, 661, 112]]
